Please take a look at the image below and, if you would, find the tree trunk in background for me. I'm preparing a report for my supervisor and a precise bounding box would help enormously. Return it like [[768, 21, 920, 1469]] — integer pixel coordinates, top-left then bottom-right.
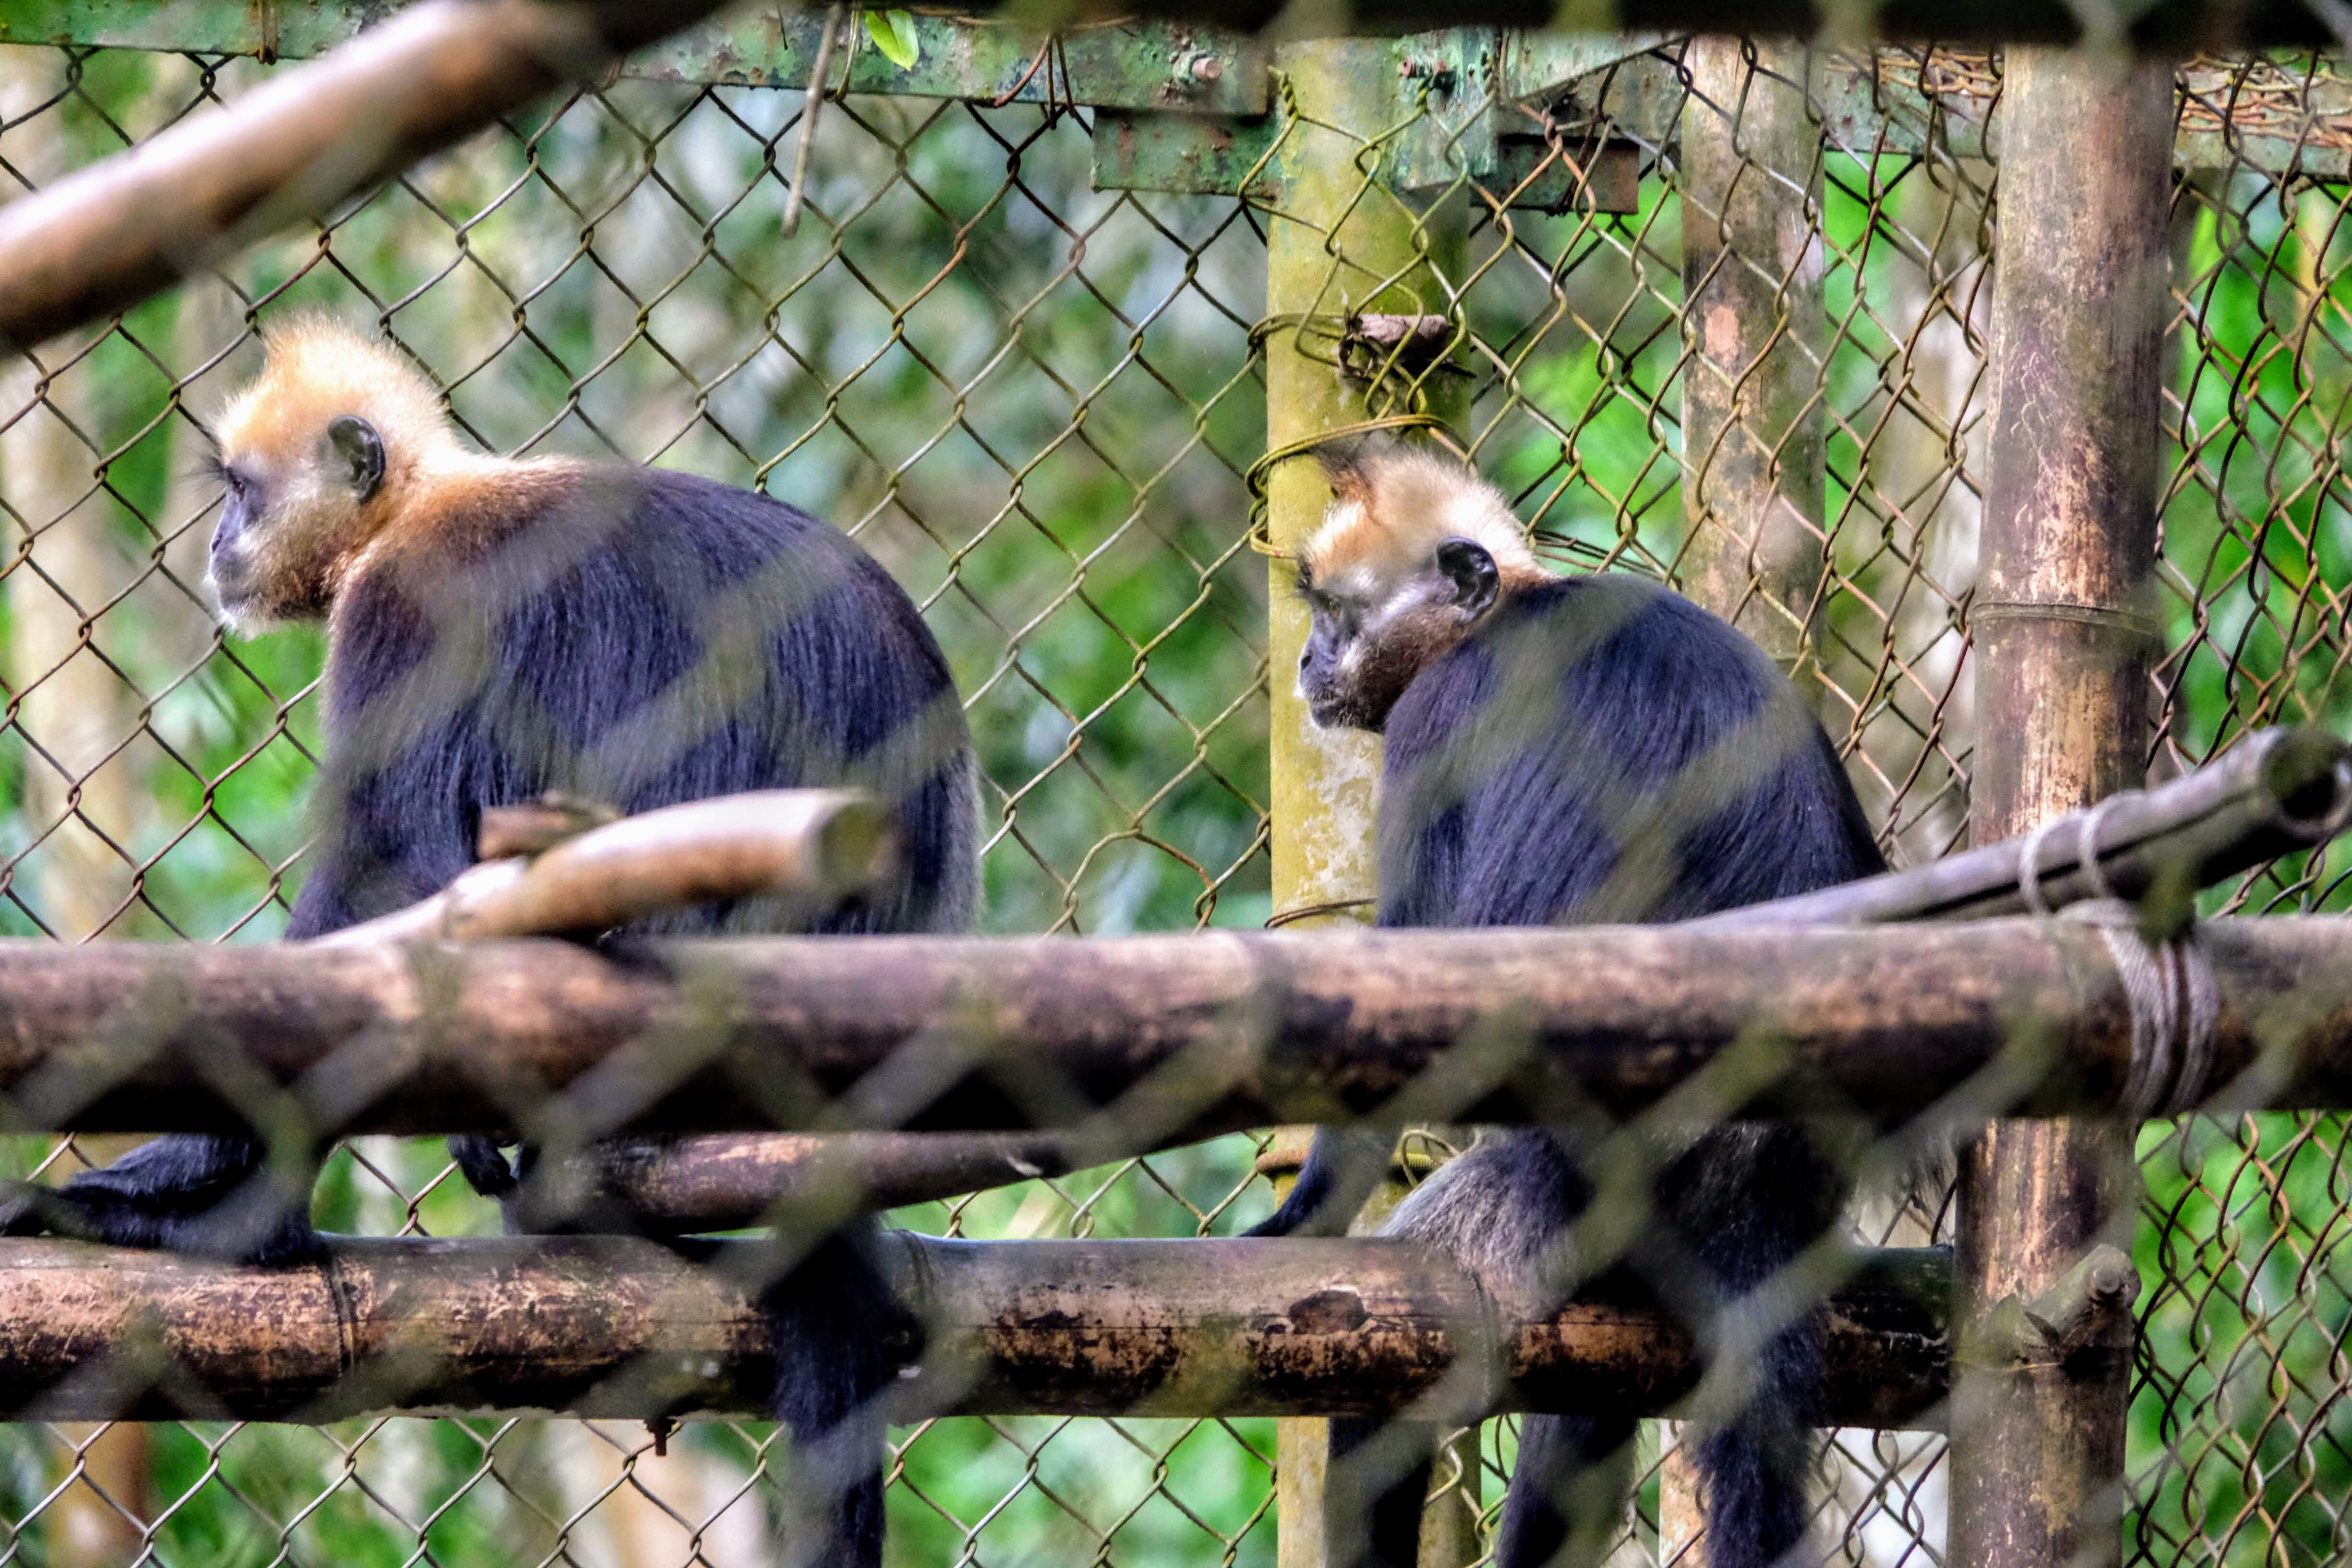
[[1678, 37, 1829, 690], [1666, 38, 1831, 1565], [1863, 156, 1991, 871], [1, 348, 143, 942], [0, 48, 153, 1564]]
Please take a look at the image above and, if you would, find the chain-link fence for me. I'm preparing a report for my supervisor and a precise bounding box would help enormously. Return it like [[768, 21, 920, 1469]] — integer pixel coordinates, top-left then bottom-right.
[[1, 17, 2350, 1568]]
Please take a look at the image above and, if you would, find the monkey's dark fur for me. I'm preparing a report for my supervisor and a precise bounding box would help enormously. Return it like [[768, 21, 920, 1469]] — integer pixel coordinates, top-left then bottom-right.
[[0, 318, 975, 1568], [1254, 441, 1883, 1568]]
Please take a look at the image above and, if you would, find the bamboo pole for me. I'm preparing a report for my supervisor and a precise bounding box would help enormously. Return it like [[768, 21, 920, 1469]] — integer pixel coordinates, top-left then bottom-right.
[[0, 0, 733, 355], [1262, 35, 1472, 1568], [9, 914, 2352, 1138], [0, 1233, 1948, 1428], [1948, 49, 2174, 1568], [1697, 725, 2350, 930]]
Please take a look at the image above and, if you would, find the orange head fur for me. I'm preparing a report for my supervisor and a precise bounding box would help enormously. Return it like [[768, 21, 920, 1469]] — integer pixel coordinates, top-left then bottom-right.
[[1291, 440, 1549, 732], [205, 316, 470, 630]]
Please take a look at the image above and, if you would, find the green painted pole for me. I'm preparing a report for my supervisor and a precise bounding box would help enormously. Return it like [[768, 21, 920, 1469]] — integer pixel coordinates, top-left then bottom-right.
[[1262, 33, 1472, 1568]]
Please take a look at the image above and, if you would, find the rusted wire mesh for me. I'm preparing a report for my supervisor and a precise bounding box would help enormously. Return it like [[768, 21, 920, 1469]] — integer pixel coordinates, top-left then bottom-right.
[[0, 26, 2349, 1568]]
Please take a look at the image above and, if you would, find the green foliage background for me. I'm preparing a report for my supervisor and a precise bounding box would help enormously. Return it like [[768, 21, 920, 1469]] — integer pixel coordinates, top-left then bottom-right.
[[0, 42, 2347, 1568]]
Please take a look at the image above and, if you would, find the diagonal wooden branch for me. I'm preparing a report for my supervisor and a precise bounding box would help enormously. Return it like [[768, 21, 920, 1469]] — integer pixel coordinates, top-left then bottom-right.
[[0, 0, 733, 355], [311, 788, 894, 945], [1698, 724, 2352, 931]]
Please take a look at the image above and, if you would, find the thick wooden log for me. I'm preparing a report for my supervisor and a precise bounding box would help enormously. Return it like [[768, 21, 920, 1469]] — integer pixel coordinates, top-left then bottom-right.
[[7, 916, 2352, 1137], [467, 725, 2349, 1226], [0, 1235, 1948, 1428]]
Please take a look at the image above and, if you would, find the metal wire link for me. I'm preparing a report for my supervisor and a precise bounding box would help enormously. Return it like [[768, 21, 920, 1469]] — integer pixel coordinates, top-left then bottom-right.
[[0, 31, 2348, 1568]]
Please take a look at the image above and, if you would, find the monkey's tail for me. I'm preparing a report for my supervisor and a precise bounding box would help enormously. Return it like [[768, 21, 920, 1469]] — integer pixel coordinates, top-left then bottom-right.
[[1494, 1413, 1639, 1568], [1678, 1313, 1821, 1568], [762, 1223, 898, 1568], [1245, 1126, 1393, 1238], [1327, 1414, 1441, 1568]]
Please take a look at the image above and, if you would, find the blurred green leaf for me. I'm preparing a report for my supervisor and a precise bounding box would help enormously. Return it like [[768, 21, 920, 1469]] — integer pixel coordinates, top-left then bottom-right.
[[862, 9, 920, 69]]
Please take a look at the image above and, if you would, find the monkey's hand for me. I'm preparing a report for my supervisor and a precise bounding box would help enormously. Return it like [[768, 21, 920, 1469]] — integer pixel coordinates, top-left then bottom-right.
[[447, 1134, 522, 1199], [1246, 1126, 1395, 1238]]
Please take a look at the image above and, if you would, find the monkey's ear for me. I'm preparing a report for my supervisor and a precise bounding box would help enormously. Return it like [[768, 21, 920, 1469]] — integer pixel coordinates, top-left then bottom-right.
[[1316, 432, 1405, 504], [1433, 537, 1498, 618], [1316, 439, 1373, 504], [327, 416, 385, 502]]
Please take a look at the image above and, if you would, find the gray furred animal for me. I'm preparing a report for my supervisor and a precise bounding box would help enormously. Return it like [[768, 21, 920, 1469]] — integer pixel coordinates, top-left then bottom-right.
[[1255, 439, 1884, 1568]]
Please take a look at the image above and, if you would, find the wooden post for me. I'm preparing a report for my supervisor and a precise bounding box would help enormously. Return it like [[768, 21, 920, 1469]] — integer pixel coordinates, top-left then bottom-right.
[[1669, 38, 1830, 1561], [1263, 34, 1470, 1568], [1949, 49, 2173, 1568]]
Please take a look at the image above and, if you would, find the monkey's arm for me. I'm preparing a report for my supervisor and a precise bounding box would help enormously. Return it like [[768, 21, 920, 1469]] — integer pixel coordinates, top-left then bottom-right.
[[289, 567, 499, 939], [1244, 1126, 1394, 1238]]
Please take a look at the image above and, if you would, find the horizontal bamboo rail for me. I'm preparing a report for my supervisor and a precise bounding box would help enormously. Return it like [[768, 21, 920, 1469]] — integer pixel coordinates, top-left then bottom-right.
[[507, 1131, 1095, 1232], [502, 729, 2352, 1222], [0, 1234, 1948, 1428], [2, 914, 2350, 1136]]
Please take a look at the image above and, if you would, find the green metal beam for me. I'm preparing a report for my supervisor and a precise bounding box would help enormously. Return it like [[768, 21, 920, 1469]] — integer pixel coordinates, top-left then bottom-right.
[[1, 0, 2345, 62], [0, 2, 1269, 117], [1547, 49, 2352, 177], [5, 3, 2346, 183]]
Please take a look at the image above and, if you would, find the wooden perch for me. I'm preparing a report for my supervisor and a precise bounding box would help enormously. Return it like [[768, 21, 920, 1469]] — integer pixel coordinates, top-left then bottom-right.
[[315, 789, 894, 945], [3, 914, 2352, 1137], [0, 1234, 1948, 1430], [477, 732, 2352, 1221], [0, 0, 731, 354]]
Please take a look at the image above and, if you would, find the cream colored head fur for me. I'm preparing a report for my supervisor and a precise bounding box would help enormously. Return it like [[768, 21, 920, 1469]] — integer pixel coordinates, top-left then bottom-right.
[[205, 317, 480, 632], [1298, 441, 1542, 597], [211, 315, 460, 474]]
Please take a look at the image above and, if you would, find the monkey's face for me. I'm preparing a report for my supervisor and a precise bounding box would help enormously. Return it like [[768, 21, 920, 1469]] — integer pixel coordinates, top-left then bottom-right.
[[206, 415, 386, 632], [1294, 537, 1500, 732]]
